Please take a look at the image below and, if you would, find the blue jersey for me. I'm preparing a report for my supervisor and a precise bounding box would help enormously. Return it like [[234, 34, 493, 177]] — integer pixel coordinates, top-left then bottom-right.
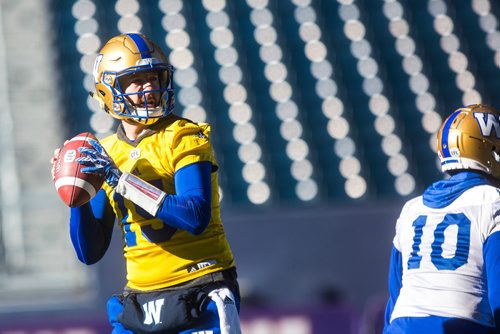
[[384, 172, 500, 334]]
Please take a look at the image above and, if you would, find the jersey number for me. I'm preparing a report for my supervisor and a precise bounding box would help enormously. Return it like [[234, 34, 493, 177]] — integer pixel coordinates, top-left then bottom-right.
[[407, 213, 471, 270], [116, 179, 176, 247]]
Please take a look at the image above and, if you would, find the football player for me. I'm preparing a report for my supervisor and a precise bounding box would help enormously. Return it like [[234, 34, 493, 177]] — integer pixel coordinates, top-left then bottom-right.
[[51, 33, 241, 333], [383, 104, 500, 334]]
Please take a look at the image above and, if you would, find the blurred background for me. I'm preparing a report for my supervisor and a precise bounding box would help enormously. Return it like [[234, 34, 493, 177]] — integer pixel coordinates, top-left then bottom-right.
[[0, 0, 499, 333]]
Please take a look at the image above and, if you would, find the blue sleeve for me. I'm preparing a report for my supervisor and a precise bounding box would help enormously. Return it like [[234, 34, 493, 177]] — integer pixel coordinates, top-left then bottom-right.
[[483, 230, 500, 326], [156, 161, 212, 235], [69, 189, 115, 265], [384, 245, 403, 332]]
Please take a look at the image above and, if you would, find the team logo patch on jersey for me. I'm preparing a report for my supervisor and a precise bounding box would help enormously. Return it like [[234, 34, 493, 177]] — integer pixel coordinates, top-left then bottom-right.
[[130, 148, 141, 159]]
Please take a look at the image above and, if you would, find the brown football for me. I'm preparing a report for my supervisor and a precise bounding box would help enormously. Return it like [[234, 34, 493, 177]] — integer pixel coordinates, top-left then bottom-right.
[[53, 132, 104, 207]]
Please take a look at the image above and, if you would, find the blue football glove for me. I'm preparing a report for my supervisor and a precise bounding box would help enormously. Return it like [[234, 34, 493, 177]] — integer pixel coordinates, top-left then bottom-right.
[[76, 139, 122, 188]]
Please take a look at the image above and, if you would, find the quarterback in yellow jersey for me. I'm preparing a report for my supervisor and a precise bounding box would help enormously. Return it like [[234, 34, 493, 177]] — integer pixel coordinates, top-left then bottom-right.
[[99, 117, 235, 290], [51, 33, 241, 333]]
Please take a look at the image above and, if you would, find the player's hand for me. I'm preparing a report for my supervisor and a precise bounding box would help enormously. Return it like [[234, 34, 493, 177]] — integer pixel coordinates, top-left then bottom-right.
[[76, 139, 122, 188]]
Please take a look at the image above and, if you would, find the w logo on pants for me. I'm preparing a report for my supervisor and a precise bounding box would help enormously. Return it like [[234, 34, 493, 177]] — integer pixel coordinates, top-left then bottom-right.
[[143, 298, 165, 325]]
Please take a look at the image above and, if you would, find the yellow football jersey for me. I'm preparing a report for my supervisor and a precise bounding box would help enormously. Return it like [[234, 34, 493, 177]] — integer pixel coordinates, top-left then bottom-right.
[[99, 114, 235, 291]]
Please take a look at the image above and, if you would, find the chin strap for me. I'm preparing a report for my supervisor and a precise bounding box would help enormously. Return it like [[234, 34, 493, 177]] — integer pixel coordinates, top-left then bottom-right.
[[115, 172, 167, 216]]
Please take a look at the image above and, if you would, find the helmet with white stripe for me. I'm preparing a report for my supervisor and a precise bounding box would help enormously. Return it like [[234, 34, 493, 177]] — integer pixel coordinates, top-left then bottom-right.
[[437, 104, 500, 178]]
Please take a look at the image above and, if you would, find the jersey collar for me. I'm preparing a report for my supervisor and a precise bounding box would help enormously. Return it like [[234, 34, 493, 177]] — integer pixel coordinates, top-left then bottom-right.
[[423, 171, 492, 209]]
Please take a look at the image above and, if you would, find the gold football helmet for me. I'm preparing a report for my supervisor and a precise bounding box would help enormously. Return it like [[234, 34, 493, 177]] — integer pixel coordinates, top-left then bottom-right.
[[437, 104, 500, 178], [92, 33, 174, 125]]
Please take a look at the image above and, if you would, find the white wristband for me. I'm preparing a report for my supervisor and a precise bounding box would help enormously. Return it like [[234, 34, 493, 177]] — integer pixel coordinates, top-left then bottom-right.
[[115, 172, 167, 216]]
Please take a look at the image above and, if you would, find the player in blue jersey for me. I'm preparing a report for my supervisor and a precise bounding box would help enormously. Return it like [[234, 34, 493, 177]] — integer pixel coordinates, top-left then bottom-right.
[[51, 33, 241, 333], [383, 104, 500, 334]]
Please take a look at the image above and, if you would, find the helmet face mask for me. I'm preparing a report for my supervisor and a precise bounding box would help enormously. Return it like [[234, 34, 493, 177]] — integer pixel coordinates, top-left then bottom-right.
[[114, 68, 167, 119], [437, 104, 500, 180], [93, 33, 175, 125]]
